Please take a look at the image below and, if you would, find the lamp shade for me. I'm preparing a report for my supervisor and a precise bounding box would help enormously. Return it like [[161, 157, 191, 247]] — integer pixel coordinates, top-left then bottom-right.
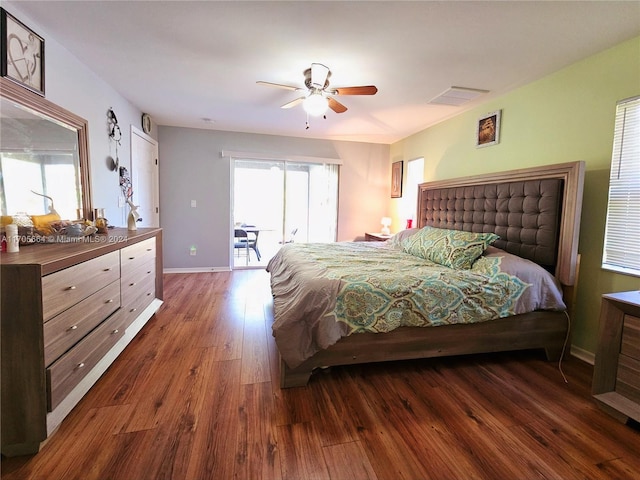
[[381, 216, 392, 235], [303, 93, 328, 116]]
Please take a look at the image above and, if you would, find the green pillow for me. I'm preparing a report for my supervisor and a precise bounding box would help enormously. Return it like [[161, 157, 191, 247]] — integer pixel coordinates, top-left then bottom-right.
[[402, 226, 499, 269]]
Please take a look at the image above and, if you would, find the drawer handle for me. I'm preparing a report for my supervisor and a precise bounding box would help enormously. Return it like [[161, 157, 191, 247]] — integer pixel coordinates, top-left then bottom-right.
[[66, 285, 77, 291], [106, 299, 114, 303], [68, 325, 78, 331], [130, 282, 137, 286], [146, 248, 152, 251], [111, 329, 119, 335], [75, 362, 85, 370], [129, 256, 135, 260], [130, 308, 137, 313], [103, 268, 112, 272]]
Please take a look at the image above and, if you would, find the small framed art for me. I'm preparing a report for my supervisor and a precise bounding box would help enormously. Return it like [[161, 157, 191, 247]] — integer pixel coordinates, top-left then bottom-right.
[[1, 8, 45, 96], [391, 160, 403, 198], [476, 110, 501, 148]]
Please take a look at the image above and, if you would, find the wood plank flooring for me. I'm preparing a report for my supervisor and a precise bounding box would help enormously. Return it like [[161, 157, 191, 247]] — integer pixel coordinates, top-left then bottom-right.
[[2, 270, 639, 480]]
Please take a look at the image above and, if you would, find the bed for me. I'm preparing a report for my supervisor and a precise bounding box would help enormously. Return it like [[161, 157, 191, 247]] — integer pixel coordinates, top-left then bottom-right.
[[268, 161, 585, 388]]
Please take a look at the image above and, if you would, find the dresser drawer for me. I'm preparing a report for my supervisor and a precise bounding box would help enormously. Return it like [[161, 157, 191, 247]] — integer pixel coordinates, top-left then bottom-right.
[[621, 314, 640, 360], [122, 272, 156, 321], [616, 354, 640, 405], [121, 238, 155, 273], [43, 280, 121, 367], [47, 314, 126, 411], [121, 256, 155, 293], [42, 251, 120, 321]]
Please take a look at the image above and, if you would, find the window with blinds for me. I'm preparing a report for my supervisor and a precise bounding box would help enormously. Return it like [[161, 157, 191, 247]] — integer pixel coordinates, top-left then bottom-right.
[[602, 95, 640, 276]]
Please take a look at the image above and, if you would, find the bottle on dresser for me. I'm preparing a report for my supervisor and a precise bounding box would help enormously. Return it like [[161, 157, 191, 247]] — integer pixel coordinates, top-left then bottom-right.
[[5, 224, 19, 252]]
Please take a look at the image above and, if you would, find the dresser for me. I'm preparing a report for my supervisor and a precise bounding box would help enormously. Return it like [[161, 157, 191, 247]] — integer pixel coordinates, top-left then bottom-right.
[[1, 228, 163, 456], [592, 291, 640, 424]]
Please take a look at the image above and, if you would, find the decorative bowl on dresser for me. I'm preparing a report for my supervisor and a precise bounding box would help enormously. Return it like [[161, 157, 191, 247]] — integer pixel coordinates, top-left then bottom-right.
[[1, 228, 163, 456]]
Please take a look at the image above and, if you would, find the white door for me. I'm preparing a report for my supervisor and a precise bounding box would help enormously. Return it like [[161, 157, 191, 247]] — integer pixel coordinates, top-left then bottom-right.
[[131, 126, 159, 227]]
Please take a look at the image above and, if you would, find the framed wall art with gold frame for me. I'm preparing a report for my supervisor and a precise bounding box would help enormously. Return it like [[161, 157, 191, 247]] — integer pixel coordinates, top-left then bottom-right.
[[391, 160, 403, 198], [476, 110, 501, 148]]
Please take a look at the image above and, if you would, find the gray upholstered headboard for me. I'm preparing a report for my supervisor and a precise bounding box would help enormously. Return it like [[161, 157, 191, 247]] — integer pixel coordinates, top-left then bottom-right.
[[417, 162, 585, 286], [419, 179, 562, 271]]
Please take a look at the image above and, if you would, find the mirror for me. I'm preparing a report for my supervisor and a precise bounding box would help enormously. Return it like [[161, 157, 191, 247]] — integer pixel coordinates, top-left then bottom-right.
[[0, 77, 92, 220]]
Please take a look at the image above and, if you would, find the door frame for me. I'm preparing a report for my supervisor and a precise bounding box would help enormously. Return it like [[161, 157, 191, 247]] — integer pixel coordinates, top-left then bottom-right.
[[130, 126, 159, 228]]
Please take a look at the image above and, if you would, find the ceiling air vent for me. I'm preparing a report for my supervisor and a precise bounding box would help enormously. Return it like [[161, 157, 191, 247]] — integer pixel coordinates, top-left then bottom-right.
[[428, 87, 489, 106]]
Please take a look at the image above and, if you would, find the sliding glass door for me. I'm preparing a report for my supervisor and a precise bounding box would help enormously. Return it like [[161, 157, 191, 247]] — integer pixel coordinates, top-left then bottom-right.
[[232, 158, 338, 267]]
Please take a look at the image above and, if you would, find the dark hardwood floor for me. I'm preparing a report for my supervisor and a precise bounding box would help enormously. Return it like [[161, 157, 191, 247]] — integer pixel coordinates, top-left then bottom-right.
[[2, 270, 639, 480]]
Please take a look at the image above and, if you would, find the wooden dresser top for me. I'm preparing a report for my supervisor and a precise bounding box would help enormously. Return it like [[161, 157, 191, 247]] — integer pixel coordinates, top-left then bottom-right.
[[1, 228, 161, 275]]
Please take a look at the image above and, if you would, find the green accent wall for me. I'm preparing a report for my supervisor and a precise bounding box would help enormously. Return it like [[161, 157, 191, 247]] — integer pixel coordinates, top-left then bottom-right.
[[390, 36, 640, 356]]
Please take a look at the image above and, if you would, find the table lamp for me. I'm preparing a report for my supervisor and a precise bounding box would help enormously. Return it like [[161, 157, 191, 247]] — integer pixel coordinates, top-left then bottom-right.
[[381, 217, 392, 235]]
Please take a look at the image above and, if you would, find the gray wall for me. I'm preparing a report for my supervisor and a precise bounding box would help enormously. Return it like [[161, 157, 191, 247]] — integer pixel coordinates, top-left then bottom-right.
[[159, 126, 389, 269]]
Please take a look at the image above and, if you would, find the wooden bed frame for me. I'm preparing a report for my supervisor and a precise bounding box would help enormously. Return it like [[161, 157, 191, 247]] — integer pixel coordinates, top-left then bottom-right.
[[279, 161, 585, 388]]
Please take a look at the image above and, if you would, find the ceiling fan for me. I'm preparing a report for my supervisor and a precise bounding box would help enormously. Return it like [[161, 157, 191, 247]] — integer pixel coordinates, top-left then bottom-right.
[[257, 63, 378, 117]]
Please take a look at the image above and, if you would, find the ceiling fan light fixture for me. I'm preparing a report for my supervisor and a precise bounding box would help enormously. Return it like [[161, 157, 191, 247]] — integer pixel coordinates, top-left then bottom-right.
[[310, 63, 330, 89], [303, 92, 328, 116], [258, 63, 376, 117]]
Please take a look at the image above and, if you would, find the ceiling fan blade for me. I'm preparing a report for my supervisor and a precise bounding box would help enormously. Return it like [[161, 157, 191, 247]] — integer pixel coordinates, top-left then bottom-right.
[[281, 97, 305, 109], [328, 97, 347, 114], [331, 85, 378, 96], [257, 81, 302, 91], [310, 63, 330, 89]]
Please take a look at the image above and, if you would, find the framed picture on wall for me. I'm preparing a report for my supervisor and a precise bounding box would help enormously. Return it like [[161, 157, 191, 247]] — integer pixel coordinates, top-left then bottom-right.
[[1, 8, 45, 96], [391, 160, 403, 198], [476, 110, 501, 148]]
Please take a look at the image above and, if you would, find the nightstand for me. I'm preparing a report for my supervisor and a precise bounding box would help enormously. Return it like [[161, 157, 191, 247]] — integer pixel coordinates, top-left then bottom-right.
[[365, 232, 393, 242], [592, 291, 640, 424]]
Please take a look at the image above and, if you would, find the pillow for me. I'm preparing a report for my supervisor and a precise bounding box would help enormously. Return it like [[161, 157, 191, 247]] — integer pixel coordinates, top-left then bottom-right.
[[402, 226, 499, 269], [475, 246, 566, 311], [386, 228, 420, 249]]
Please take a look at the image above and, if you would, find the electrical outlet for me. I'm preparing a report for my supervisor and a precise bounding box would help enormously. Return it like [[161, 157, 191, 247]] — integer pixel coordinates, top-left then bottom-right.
[[191, 200, 197, 208], [118, 194, 125, 208], [190, 245, 197, 256]]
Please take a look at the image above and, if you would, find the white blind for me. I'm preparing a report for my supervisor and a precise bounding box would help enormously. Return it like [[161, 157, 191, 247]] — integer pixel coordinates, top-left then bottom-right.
[[602, 96, 640, 276]]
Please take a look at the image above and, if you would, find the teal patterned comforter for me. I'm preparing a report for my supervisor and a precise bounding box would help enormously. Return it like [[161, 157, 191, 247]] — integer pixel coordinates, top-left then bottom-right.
[[268, 242, 565, 368]]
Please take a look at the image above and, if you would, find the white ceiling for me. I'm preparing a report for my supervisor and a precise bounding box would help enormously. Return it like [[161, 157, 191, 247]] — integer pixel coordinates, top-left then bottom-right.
[[14, 1, 640, 144]]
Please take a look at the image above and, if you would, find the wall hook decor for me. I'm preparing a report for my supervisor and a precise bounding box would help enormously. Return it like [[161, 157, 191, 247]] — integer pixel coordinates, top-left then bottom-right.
[[107, 107, 121, 171]]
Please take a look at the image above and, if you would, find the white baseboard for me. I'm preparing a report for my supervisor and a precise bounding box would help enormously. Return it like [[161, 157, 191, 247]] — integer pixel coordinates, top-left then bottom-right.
[[570, 344, 595, 365], [164, 266, 231, 274]]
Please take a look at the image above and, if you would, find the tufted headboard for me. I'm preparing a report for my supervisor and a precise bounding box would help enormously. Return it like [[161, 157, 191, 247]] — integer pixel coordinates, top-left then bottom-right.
[[417, 162, 585, 286]]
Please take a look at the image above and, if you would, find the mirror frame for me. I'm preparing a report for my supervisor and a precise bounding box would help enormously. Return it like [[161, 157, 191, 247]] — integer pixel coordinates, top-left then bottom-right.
[[1, 77, 93, 220]]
